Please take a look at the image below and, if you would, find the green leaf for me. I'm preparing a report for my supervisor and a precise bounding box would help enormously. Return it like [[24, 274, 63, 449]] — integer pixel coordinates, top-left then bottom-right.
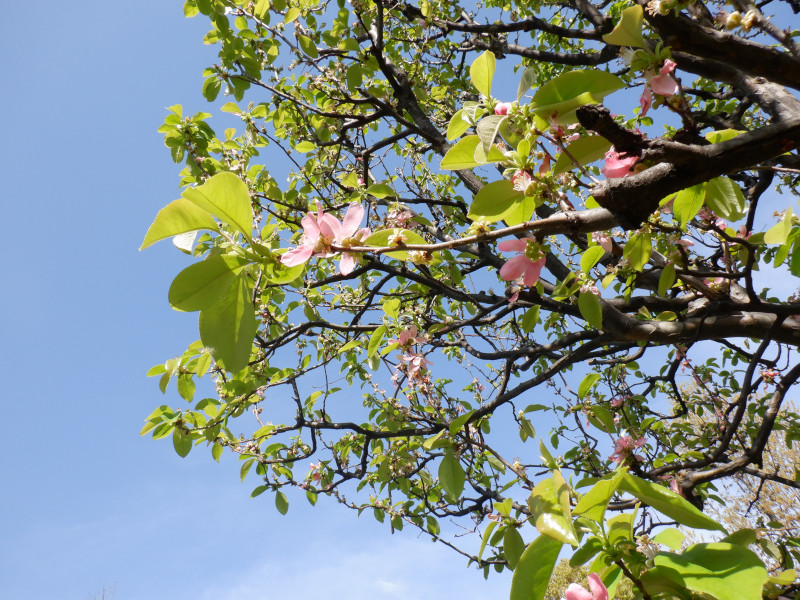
[[574, 471, 624, 522], [473, 138, 508, 164], [516, 67, 537, 102], [705, 177, 747, 222], [447, 109, 471, 141], [365, 183, 395, 199], [528, 478, 578, 546], [382, 297, 400, 319], [553, 135, 612, 175], [439, 451, 466, 499], [581, 246, 606, 274], [650, 543, 768, 600], [254, 0, 270, 18], [509, 534, 562, 600], [578, 292, 603, 329], [653, 527, 685, 551], [202, 76, 221, 101], [601, 5, 647, 48], [476, 114, 506, 152], [346, 64, 362, 92], [440, 135, 482, 170], [478, 520, 498, 560], [168, 254, 248, 312], [172, 428, 192, 458], [284, 7, 300, 23], [530, 71, 624, 125], [294, 141, 316, 152], [569, 537, 604, 566], [468, 180, 524, 223], [298, 35, 318, 57], [659, 262, 676, 296], [504, 527, 526, 570], [623, 231, 652, 271], [578, 373, 601, 399], [182, 172, 254, 241], [368, 325, 387, 358], [198, 273, 257, 373], [275, 491, 289, 514], [265, 260, 305, 284], [673, 183, 706, 229], [449, 410, 475, 436], [140, 198, 218, 250], [619, 472, 726, 531], [764, 208, 794, 245], [470, 50, 496, 98], [705, 129, 745, 144], [184, 0, 199, 17]]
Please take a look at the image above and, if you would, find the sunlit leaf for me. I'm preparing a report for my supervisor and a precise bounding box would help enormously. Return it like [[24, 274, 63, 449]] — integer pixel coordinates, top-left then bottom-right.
[[168, 254, 248, 312], [140, 198, 217, 250], [509, 534, 562, 600], [470, 50, 496, 98], [601, 5, 647, 48], [182, 172, 254, 241], [440, 135, 482, 170]]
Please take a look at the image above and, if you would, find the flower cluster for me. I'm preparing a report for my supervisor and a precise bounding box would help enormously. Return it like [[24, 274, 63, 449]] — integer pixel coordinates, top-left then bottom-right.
[[388, 326, 433, 391], [565, 573, 608, 600], [497, 239, 547, 287], [280, 201, 371, 275], [610, 435, 646, 464]]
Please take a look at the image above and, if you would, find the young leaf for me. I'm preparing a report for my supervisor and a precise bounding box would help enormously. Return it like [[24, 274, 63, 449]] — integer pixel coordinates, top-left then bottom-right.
[[530, 71, 624, 124], [764, 208, 794, 245], [578, 373, 601, 399], [658, 262, 676, 297], [573, 470, 624, 522], [446, 109, 471, 141], [578, 291, 603, 329], [553, 135, 612, 175], [367, 325, 387, 358], [580, 245, 606, 273], [140, 198, 217, 250], [509, 534, 562, 600], [705, 177, 747, 222], [182, 172, 254, 241], [623, 231, 652, 271], [476, 114, 506, 153], [470, 50, 496, 98], [440, 135, 482, 170], [601, 5, 647, 48], [516, 66, 538, 102], [673, 183, 706, 229], [467, 180, 524, 223]]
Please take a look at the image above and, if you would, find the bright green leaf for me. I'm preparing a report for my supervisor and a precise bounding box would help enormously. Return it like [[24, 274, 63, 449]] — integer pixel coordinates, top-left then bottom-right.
[[140, 198, 218, 250], [602, 5, 647, 48], [578, 373, 601, 399], [439, 451, 466, 499], [517, 67, 537, 102], [198, 273, 257, 373], [530, 71, 624, 124], [706, 177, 747, 222], [504, 527, 526, 570], [578, 291, 603, 329], [470, 50, 496, 98], [674, 183, 706, 229], [619, 472, 726, 531], [440, 135, 482, 170], [476, 114, 506, 153], [468, 180, 524, 223], [509, 534, 562, 600], [447, 109, 471, 141], [553, 135, 612, 175], [581, 245, 606, 273], [623, 231, 652, 271], [173, 428, 192, 458], [168, 254, 248, 312], [182, 172, 254, 241], [275, 490, 289, 514]]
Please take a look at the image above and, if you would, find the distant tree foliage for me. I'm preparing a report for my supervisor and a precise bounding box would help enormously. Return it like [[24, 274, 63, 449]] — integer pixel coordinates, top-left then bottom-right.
[[143, 0, 800, 597]]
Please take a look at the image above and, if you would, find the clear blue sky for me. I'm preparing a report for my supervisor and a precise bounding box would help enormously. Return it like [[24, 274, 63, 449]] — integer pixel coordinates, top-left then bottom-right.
[[0, 2, 512, 598]]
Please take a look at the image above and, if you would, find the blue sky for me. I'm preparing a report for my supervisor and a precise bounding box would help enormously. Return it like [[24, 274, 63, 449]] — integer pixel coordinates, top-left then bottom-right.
[[0, 2, 512, 598]]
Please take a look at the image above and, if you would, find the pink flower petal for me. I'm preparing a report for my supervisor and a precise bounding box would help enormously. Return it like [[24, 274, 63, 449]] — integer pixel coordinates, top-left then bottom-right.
[[565, 583, 595, 600], [588, 573, 609, 600], [340, 202, 365, 239], [280, 244, 314, 266], [522, 257, 545, 287], [338, 252, 356, 275], [499, 255, 529, 282], [494, 102, 512, 115], [640, 86, 652, 116], [498, 239, 529, 252]]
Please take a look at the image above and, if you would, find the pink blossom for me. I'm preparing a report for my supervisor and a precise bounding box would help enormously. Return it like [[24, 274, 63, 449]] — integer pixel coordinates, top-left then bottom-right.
[[388, 325, 426, 348], [386, 209, 414, 228], [280, 201, 370, 275], [601, 148, 637, 179], [487, 513, 502, 522], [497, 239, 546, 287], [649, 59, 679, 96], [512, 171, 533, 193], [669, 477, 684, 497], [610, 435, 646, 464], [336, 202, 371, 275], [762, 368, 779, 384], [400, 351, 433, 382], [494, 101, 513, 116], [309, 462, 322, 482], [639, 85, 653, 116], [738, 225, 751, 239], [565, 573, 609, 600], [611, 396, 624, 408], [592, 231, 613, 253]]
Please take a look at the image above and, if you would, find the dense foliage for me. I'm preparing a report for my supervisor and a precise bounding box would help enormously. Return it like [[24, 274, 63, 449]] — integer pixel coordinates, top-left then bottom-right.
[[142, 0, 800, 597]]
